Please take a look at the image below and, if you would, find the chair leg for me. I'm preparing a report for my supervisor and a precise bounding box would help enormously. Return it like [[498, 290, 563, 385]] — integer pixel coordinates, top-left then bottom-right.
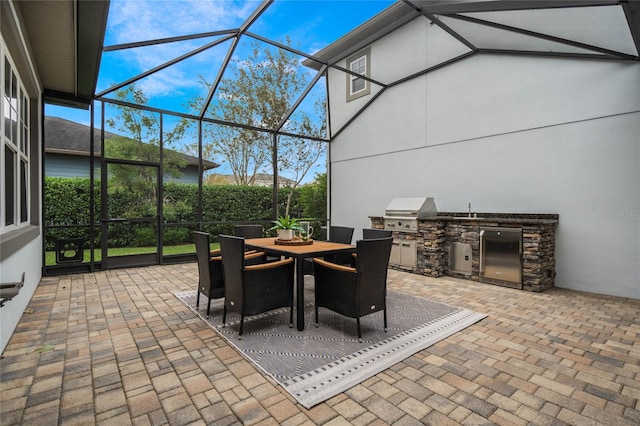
[[196, 290, 201, 308], [239, 314, 245, 339], [289, 301, 294, 328], [222, 305, 227, 326], [314, 305, 319, 328], [206, 298, 212, 317], [384, 308, 388, 332], [357, 317, 362, 342]]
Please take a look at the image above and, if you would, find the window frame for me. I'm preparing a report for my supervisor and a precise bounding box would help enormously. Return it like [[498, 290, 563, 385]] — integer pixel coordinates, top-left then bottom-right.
[[346, 47, 371, 102], [1, 40, 30, 233]]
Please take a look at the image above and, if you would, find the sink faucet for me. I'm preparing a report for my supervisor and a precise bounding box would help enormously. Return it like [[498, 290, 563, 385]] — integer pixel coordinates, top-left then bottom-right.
[[468, 202, 472, 218]]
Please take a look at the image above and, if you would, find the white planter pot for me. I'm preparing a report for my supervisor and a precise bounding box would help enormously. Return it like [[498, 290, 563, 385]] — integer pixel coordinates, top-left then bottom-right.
[[277, 229, 294, 240]]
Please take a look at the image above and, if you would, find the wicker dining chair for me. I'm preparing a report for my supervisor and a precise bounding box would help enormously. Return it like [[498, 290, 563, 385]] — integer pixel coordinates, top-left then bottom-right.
[[319, 225, 354, 244], [313, 236, 393, 341], [362, 228, 392, 239], [193, 231, 266, 316], [234, 224, 264, 239], [193, 231, 225, 316], [219, 235, 295, 337], [303, 225, 355, 275], [321, 225, 354, 265], [234, 224, 281, 261], [351, 229, 393, 267]]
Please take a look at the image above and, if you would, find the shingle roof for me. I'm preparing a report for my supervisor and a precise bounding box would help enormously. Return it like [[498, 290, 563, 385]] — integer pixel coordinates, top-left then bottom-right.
[[44, 116, 218, 170]]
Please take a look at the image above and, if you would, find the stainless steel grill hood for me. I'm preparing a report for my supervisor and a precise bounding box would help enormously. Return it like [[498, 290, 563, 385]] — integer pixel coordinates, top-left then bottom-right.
[[384, 197, 437, 220]]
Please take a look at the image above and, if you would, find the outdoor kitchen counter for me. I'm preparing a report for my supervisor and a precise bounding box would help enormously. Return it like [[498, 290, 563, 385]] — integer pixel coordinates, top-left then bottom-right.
[[433, 216, 557, 224], [369, 212, 558, 293], [445, 212, 558, 224], [370, 213, 559, 225]]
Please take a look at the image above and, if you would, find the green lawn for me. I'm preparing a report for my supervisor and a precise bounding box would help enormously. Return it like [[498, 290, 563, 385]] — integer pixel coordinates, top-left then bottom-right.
[[45, 243, 219, 266]]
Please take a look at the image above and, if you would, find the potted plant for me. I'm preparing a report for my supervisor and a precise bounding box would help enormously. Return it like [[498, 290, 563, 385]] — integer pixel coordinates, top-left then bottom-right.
[[269, 215, 303, 241]]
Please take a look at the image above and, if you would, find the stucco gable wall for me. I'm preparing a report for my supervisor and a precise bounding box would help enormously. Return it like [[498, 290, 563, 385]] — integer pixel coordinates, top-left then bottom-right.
[[369, 17, 428, 83], [331, 111, 640, 299], [425, 55, 640, 147], [327, 23, 640, 299], [331, 77, 427, 159], [328, 18, 428, 134]]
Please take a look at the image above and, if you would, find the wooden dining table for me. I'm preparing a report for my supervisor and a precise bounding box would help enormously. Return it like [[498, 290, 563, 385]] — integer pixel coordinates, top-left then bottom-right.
[[244, 237, 356, 331]]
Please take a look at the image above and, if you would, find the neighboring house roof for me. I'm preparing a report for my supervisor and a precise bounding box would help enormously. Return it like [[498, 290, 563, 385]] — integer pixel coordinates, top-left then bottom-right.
[[304, 0, 640, 69], [45, 116, 219, 170], [44, 116, 106, 156], [14, 0, 109, 107]]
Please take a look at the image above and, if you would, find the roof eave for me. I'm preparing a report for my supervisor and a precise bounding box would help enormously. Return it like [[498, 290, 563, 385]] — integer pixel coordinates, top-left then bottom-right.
[[303, 2, 419, 69], [622, 0, 640, 58], [75, 0, 110, 104], [33, 0, 110, 108], [303, 0, 639, 70]]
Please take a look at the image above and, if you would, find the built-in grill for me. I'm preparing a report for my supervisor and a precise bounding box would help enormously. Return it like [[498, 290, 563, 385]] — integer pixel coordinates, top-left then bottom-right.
[[383, 197, 437, 233], [383, 197, 437, 269]]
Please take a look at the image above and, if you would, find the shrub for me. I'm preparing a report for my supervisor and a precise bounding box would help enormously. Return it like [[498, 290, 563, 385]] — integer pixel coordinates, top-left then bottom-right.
[[44, 177, 322, 249]]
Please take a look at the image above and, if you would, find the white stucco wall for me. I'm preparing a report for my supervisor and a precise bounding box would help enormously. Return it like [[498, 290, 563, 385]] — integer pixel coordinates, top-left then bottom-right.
[[0, 237, 43, 352], [1, 2, 45, 354], [327, 30, 640, 299], [0, 110, 43, 354]]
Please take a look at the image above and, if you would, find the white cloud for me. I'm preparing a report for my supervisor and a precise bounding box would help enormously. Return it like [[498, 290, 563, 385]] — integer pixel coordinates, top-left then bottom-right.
[[102, 0, 259, 97], [99, 0, 392, 112], [107, 0, 256, 44]]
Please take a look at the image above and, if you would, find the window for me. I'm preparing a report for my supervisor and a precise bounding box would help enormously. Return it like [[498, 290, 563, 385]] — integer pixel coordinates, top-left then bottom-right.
[[1, 42, 30, 231], [350, 57, 366, 94], [346, 47, 371, 102]]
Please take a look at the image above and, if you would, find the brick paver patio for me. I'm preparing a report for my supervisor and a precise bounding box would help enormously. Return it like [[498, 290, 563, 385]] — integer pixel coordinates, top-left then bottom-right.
[[1, 263, 639, 425]]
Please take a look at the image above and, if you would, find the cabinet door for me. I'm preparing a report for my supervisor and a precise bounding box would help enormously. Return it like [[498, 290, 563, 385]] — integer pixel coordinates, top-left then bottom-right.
[[390, 240, 402, 265], [390, 239, 416, 268], [400, 240, 417, 268]]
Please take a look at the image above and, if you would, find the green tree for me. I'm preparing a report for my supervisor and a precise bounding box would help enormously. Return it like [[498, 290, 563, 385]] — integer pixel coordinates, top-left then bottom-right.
[[193, 39, 327, 215], [277, 97, 326, 216], [298, 172, 327, 220], [105, 85, 191, 218]]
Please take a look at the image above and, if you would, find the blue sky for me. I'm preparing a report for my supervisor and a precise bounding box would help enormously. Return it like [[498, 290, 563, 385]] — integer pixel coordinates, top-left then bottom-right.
[[46, 0, 395, 181], [48, 0, 394, 126]]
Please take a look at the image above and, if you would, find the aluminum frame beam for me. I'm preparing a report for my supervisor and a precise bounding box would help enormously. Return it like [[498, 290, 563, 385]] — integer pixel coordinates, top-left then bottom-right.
[[622, 0, 640, 57], [444, 12, 638, 60], [414, 0, 622, 14], [96, 34, 236, 98], [103, 30, 237, 52]]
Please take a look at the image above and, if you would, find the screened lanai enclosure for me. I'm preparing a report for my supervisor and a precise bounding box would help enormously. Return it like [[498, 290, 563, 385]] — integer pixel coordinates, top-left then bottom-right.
[[42, 0, 640, 275], [44, 0, 357, 274]]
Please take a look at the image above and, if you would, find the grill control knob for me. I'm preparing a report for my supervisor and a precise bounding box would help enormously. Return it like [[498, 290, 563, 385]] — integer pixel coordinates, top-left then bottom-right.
[[397, 221, 402, 226]]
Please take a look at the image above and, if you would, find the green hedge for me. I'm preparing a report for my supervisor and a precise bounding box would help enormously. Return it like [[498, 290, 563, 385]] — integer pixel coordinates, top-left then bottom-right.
[[44, 177, 99, 252], [44, 177, 316, 250]]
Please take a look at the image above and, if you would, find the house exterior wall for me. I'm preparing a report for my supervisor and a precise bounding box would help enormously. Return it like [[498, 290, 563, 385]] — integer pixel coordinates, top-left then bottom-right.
[[44, 153, 201, 184], [165, 167, 199, 185], [45, 154, 95, 179], [0, 237, 42, 352], [1, 1, 44, 353], [327, 18, 640, 299]]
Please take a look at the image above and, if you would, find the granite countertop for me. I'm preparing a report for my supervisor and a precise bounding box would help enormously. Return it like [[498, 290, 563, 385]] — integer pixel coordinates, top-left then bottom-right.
[[434, 216, 558, 225], [370, 213, 559, 225]]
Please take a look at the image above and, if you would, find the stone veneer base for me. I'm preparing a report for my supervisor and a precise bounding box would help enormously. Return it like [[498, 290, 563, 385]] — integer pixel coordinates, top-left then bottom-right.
[[371, 213, 558, 292]]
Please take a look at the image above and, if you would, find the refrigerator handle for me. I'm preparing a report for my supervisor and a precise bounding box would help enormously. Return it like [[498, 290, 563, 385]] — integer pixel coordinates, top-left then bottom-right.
[[479, 229, 485, 274]]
